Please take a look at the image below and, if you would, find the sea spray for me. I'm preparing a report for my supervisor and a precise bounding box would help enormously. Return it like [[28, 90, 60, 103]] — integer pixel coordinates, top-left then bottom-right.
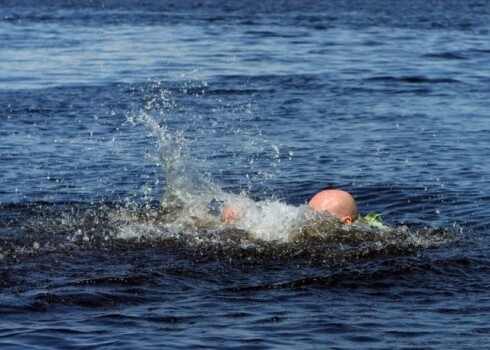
[[125, 110, 226, 233], [119, 85, 458, 248], [122, 82, 299, 241], [121, 109, 457, 248], [135, 111, 222, 204], [125, 108, 304, 241]]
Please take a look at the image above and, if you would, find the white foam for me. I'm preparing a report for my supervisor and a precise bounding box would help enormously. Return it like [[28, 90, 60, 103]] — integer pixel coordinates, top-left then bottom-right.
[[221, 196, 308, 242]]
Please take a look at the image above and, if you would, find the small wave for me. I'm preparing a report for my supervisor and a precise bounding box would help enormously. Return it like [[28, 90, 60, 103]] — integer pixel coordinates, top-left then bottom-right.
[[365, 75, 460, 84], [27, 290, 149, 311], [424, 52, 468, 60], [226, 253, 474, 293], [469, 48, 490, 54]]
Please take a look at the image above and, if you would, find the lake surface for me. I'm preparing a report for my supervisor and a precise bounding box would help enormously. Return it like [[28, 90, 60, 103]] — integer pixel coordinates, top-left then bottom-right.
[[1, 0, 489, 348]]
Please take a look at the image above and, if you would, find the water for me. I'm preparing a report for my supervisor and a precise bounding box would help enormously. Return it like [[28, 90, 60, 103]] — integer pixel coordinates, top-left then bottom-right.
[[1, 0, 490, 348]]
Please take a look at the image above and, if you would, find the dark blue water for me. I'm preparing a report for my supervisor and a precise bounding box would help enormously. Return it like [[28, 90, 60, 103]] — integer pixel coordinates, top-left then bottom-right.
[[1, 0, 490, 348]]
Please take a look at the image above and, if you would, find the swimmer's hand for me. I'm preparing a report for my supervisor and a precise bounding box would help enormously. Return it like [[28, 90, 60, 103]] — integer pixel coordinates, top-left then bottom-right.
[[221, 204, 245, 224], [357, 213, 386, 228]]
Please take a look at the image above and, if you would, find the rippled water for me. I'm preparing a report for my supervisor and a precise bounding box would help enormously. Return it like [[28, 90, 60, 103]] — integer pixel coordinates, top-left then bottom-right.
[[1, 0, 490, 348]]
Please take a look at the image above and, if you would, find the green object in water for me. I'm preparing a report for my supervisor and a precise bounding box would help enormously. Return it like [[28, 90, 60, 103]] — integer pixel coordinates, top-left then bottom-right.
[[358, 213, 385, 228]]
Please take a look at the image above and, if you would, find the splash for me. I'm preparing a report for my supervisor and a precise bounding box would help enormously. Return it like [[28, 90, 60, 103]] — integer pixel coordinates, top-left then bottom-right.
[[134, 111, 222, 204], [116, 109, 457, 251], [120, 80, 301, 242], [117, 86, 458, 250], [124, 109, 300, 242]]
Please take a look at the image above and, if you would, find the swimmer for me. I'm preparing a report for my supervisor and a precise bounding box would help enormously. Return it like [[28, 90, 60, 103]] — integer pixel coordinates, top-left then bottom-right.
[[221, 189, 358, 225]]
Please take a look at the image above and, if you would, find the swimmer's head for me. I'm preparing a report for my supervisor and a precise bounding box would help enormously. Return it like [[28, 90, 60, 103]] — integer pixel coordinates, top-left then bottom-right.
[[308, 189, 358, 224]]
